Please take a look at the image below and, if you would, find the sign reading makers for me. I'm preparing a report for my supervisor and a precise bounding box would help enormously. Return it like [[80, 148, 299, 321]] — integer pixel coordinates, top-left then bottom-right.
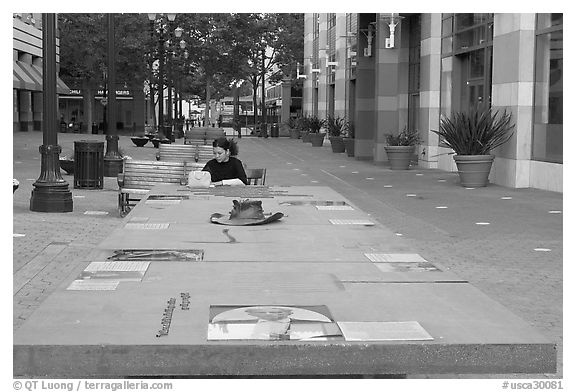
[[107, 249, 204, 262]]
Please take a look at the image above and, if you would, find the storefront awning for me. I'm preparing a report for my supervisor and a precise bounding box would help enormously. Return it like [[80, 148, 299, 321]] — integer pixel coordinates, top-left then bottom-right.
[[13, 61, 70, 95]]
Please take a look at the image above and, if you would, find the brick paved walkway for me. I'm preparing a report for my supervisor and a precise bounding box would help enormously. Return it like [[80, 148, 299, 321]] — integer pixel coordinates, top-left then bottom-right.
[[12, 130, 563, 378]]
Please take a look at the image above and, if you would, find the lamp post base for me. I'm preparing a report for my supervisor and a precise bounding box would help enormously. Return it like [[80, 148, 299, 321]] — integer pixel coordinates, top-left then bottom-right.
[[104, 157, 123, 177], [30, 183, 73, 212], [103, 135, 123, 177], [29, 144, 73, 212]]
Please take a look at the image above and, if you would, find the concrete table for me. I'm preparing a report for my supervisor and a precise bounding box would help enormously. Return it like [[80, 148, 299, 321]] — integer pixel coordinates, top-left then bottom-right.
[[13, 185, 556, 377]]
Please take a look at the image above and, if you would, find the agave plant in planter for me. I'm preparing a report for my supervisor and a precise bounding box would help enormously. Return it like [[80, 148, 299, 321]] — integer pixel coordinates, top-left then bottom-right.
[[432, 107, 515, 187], [325, 116, 349, 153], [343, 122, 355, 157], [287, 117, 301, 139], [299, 116, 312, 143], [384, 128, 421, 170], [307, 115, 326, 147]]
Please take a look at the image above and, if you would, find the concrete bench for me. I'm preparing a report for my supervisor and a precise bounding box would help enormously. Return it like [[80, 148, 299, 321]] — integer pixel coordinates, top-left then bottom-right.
[[184, 127, 226, 145], [156, 144, 213, 165], [117, 159, 200, 216]]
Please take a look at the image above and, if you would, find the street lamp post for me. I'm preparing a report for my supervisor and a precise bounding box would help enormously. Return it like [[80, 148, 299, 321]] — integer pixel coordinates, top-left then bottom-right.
[[30, 13, 73, 212], [103, 13, 123, 177]]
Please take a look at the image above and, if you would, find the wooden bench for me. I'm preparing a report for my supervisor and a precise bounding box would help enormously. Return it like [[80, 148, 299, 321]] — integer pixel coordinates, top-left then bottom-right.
[[184, 127, 226, 145], [117, 159, 200, 216], [156, 144, 213, 165]]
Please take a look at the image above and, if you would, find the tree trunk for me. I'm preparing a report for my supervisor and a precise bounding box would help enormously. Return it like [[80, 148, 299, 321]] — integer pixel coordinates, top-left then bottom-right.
[[252, 74, 258, 131], [149, 83, 156, 127], [260, 48, 268, 137], [204, 75, 211, 127], [82, 80, 93, 133]]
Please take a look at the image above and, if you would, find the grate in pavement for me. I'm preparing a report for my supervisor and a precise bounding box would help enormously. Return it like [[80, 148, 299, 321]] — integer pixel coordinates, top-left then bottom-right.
[[364, 253, 429, 263], [337, 321, 433, 341], [84, 211, 109, 215], [145, 200, 181, 205], [315, 205, 354, 211], [329, 219, 374, 226], [66, 280, 119, 291], [107, 249, 204, 261], [84, 261, 150, 272], [125, 223, 170, 230], [148, 195, 190, 200]]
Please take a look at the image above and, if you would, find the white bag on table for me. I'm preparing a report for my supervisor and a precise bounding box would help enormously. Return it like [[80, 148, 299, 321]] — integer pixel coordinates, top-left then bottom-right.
[[187, 170, 211, 188]]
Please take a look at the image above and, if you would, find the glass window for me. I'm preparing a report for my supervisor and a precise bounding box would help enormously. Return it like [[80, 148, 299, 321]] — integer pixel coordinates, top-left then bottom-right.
[[328, 13, 336, 29], [537, 13, 563, 30], [442, 16, 453, 35], [469, 49, 484, 78], [532, 27, 563, 163], [441, 37, 452, 54], [455, 26, 486, 50], [454, 13, 489, 31]]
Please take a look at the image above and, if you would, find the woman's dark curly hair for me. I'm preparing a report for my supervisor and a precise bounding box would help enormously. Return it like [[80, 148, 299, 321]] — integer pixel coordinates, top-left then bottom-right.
[[212, 137, 239, 156]]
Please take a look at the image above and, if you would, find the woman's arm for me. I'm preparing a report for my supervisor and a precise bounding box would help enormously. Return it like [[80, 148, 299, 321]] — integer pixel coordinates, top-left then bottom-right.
[[235, 159, 249, 185]]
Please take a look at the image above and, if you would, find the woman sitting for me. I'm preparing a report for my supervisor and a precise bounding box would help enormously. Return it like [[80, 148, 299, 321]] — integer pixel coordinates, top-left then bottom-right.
[[202, 137, 248, 186]]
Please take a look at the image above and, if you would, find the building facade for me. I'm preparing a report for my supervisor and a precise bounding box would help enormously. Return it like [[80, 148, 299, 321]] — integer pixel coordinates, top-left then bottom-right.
[[302, 13, 562, 192], [13, 13, 70, 133]]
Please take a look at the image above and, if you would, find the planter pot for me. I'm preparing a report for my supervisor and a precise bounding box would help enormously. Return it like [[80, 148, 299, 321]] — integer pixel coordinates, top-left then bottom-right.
[[289, 129, 301, 139], [301, 132, 311, 143], [131, 137, 149, 147], [152, 138, 171, 148], [343, 138, 355, 157], [59, 159, 74, 175], [329, 136, 346, 153], [453, 154, 495, 187], [310, 132, 326, 147], [384, 145, 416, 170]]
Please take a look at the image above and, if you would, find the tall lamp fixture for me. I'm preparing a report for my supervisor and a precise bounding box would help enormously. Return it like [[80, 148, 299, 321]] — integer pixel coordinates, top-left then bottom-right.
[[380, 13, 404, 49]]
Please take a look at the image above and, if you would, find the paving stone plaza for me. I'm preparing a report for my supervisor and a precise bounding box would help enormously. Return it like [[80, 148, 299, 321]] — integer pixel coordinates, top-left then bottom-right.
[[12, 130, 563, 381]]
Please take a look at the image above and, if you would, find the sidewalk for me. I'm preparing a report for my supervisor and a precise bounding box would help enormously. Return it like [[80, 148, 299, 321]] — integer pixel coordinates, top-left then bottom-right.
[[12, 131, 563, 378]]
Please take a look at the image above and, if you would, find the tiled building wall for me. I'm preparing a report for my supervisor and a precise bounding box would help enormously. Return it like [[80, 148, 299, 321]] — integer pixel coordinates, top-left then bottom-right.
[[418, 14, 442, 169], [302, 13, 562, 191]]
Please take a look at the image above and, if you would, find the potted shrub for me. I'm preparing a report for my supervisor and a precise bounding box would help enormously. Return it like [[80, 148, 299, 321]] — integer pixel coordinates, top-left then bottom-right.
[[131, 136, 149, 147], [326, 116, 349, 153], [432, 107, 515, 187], [287, 117, 301, 139], [300, 116, 312, 143], [343, 122, 355, 157], [308, 115, 326, 147], [384, 127, 421, 170]]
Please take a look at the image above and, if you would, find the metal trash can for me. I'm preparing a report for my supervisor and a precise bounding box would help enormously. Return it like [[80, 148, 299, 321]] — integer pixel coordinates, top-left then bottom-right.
[[270, 123, 279, 137], [74, 140, 104, 189]]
